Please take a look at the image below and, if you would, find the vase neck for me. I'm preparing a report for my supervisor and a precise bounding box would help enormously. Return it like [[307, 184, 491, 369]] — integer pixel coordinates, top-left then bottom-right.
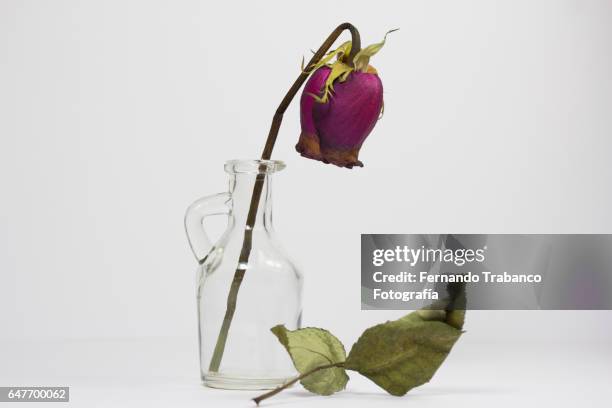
[[228, 173, 274, 230]]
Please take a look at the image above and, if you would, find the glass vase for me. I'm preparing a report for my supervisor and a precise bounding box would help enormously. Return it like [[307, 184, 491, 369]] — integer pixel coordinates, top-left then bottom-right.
[[185, 159, 303, 390]]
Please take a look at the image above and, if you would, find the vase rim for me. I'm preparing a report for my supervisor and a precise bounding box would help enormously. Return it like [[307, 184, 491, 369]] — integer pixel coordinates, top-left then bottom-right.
[[224, 159, 286, 175]]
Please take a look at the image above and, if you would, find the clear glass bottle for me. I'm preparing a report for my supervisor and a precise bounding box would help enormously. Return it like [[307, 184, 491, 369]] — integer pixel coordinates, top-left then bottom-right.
[[185, 159, 302, 390]]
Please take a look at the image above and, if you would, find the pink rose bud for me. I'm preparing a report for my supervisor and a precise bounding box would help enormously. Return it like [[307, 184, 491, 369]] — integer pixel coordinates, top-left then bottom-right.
[[296, 31, 395, 168]]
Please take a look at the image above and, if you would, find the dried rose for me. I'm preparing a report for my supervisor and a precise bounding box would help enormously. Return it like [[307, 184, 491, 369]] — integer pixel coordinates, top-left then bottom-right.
[[296, 30, 396, 168]]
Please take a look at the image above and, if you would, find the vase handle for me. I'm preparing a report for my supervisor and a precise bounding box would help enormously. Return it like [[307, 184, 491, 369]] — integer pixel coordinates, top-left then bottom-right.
[[184, 192, 231, 262]]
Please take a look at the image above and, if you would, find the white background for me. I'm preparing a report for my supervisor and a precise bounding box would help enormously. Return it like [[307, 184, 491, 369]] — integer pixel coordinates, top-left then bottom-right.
[[1, 0, 611, 407]]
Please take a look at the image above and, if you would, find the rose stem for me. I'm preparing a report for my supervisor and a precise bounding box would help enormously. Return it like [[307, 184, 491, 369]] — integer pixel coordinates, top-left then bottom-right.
[[252, 362, 345, 405], [207, 23, 362, 373]]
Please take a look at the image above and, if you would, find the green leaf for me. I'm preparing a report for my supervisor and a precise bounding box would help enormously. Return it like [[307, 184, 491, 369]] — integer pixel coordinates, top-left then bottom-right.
[[417, 288, 467, 331], [344, 309, 463, 396], [271, 325, 349, 395]]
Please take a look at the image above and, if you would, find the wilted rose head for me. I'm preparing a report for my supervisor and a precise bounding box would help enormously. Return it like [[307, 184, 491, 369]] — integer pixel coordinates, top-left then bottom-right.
[[296, 30, 395, 168]]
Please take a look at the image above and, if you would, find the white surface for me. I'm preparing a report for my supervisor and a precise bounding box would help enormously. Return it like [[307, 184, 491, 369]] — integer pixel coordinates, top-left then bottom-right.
[[1, 329, 610, 407], [1, 0, 612, 406]]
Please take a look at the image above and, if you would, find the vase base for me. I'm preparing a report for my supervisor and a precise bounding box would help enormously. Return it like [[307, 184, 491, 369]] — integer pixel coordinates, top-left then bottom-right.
[[202, 372, 293, 390]]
